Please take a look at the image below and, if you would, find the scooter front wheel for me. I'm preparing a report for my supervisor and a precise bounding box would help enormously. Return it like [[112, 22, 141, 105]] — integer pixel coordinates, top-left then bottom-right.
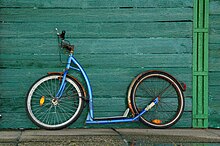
[[26, 74, 85, 130]]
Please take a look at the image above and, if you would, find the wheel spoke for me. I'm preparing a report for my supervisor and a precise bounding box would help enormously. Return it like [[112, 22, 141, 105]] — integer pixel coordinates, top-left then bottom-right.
[[131, 72, 184, 128], [27, 75, 84, 129]]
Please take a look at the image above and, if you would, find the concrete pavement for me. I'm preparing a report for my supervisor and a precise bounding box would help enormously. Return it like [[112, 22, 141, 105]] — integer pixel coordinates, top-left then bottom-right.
[[0, 128, 220, 145]]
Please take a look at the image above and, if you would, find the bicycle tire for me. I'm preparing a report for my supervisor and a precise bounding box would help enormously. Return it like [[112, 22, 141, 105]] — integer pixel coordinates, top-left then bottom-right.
[[26, 74, 85, 130], [129, 71, 184, 128]]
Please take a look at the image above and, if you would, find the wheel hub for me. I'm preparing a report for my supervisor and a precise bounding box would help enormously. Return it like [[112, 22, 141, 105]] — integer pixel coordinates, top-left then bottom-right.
[[52, 98, 58, 106]]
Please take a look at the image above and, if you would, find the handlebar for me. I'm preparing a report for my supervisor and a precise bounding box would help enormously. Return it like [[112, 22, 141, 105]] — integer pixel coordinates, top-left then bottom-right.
[[56, 28, 74, 52], [56, 28, 66, 40]]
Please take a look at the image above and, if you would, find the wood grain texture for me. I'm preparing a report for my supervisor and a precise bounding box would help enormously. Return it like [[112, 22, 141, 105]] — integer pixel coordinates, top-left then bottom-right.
[[0, 0, 193, 129], [208, 0, 220, 128], [1, 0, 193, 8]]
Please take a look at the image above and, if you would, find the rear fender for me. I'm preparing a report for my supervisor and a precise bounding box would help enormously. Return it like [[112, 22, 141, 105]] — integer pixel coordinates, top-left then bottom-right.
[[140, 70, 187, 92]]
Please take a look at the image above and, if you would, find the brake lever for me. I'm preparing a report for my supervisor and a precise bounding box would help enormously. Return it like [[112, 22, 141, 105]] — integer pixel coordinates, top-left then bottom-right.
[[55, 28, 66, 40], [55, 28, 60, 36]]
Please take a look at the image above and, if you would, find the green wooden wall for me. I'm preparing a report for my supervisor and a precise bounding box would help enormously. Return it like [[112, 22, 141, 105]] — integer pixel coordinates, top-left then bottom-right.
[[1, 0, 193, 129], [209, 0, 220, 128]]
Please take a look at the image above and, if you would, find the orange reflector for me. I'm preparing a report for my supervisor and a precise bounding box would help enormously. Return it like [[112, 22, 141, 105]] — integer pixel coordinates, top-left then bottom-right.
[[40, 96, 45, 106], [152, 119, 162, 124]]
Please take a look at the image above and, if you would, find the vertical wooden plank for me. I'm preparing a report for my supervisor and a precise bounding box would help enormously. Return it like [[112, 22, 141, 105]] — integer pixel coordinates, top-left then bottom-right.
[[193, 0, 198, 127], [198, 0, 204, 126], [203, 0, 209, 128], [193, 0, 209, 128]]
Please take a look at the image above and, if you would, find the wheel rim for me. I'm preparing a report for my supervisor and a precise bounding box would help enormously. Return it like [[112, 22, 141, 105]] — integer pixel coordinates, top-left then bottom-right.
[[27, 75, 83, 129], [132, 74, 184, 127]]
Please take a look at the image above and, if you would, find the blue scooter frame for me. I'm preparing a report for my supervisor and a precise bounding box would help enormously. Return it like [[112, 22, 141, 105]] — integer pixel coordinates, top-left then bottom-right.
[[26, 29, 186, 129], [56, 52, 159, 124]]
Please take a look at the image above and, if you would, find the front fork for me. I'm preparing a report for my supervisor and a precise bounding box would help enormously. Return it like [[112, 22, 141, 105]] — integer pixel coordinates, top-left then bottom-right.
[[55, 70, 68, 99]]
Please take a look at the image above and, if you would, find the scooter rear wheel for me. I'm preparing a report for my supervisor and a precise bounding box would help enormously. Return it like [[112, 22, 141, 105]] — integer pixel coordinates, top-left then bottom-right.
[[129, 71, 184, 128]]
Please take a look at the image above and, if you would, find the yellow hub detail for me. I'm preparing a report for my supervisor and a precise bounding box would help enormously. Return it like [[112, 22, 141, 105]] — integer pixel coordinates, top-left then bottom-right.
[[40, 96, 45, 106]]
